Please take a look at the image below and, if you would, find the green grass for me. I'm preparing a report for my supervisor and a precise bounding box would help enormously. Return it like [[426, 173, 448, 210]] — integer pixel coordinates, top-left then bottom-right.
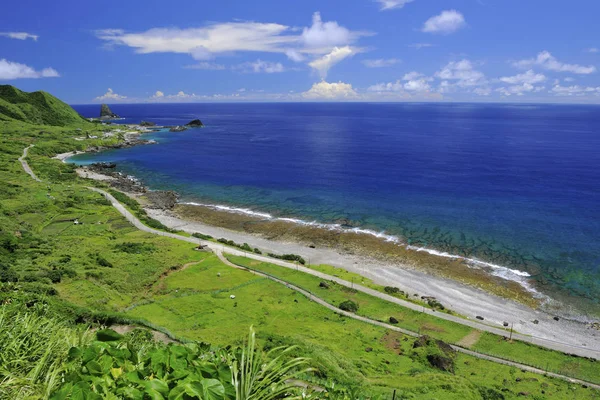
[[1, 109, 599, 398], [225, 254, 600, 386]]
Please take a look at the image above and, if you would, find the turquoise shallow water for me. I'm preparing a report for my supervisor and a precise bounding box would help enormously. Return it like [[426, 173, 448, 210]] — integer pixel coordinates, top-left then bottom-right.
[[71, 103, 600, 313]]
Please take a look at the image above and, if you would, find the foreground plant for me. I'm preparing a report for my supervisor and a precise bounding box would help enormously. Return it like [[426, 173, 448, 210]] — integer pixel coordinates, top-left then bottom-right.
[[50, 326, 312, 399]]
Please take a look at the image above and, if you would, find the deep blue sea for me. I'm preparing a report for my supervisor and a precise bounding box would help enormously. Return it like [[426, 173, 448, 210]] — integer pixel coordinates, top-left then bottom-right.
[[71, 103, 600, 310]]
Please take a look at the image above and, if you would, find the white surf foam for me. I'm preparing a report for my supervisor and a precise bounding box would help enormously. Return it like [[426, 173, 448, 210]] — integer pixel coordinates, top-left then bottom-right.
[[181, 200, 540, 296]]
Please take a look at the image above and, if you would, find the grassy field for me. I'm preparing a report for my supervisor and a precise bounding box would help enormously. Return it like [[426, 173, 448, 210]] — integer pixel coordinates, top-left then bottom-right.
[[1, 116, 599, 398], [225, 254, 600, 385]]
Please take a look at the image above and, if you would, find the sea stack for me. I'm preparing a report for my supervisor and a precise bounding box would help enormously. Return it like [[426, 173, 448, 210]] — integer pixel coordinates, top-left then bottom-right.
[[100, 104, 119, 119], [185, 119, 204, 127]]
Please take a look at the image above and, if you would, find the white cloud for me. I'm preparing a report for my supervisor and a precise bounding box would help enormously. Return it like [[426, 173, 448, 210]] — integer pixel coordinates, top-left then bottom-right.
[[375, 0, 414, 11], [564, 77, 575, 82], [496, 83, 544, 97], [473, 87, 492, 96], [408, 43, 434, 50], [551, 85, 600, 96], [96, 13, 368, 68], [235, 60, 285, 73], [499, 70, 546, 85], [285, 50, 305, 62], [95, 88, 127, 101], [184, 62, 226, 70], [308, 46, 355, 78], [0, 32, 38, 41], [362, 58, 400, 68], [422, 10, 466, 35], [513, 51, 596, 74], [585, 48, 599, 53], [402, 71, 425, 81], [0, 59, 59, 79], [435, 60, 485, 87], [301, 12, 356, 49], [302, 81, 358, 99], [151, 90, 164, 99], [368, 72, 432, 93]]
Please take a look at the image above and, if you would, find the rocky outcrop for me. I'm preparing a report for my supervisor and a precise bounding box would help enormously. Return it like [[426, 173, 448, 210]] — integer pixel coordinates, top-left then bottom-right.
[[100, 104, 119, 119], [185, 119, 204, 127], [145, 191, 179, 210], [169, 126, 187, 132], [140, 121, 156, 127]]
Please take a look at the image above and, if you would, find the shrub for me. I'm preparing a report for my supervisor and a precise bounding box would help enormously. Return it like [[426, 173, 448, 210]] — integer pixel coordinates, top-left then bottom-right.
[[96, 255, 113, 268], [192, 232, 213, 240], [267, 253, 306, 265], [339, 300, 359, 313]]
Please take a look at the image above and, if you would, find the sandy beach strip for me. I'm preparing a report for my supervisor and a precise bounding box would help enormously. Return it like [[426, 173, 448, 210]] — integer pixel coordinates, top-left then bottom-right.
[[145, 206, 600, 352]]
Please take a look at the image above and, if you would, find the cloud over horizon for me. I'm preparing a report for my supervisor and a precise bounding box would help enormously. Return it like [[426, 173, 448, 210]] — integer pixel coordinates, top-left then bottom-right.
[[0, 59, 59, 80]]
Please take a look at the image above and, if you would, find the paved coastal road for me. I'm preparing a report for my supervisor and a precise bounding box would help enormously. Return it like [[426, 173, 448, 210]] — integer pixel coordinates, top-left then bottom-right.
[[18, 148, 600, 389], [19, 145, 42, 182], [86, 187, 600, 389]]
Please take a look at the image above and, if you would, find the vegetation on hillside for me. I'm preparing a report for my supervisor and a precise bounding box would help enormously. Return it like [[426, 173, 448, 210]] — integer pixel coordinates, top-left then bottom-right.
[[0, 87, 598, 399], [0, 85, 88, 126]]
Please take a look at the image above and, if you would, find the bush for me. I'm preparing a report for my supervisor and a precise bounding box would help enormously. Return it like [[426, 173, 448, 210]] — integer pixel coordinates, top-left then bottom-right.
[[267, 253, 306, 265], [114, 242, 156, 254], [96, 255, 113, 268], [192, 232, 213, 240], [253, 248, 262, 255], [339, 300, 359, 313], [384, 286, 400, 294]]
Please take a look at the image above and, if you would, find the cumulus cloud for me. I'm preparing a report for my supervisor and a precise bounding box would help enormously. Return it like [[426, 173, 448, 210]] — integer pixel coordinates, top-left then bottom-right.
[[96, 12, 366, 63], [302, 81, 358, 99], [95, 88, 127, 101], [496, 83, 544, 97], [435, 60, 485, 87], [184, 62, 226, 70], [422, 10, 466, 35], [375, 0, 414, 11], [362, 58, 400, 68], [0, 32, 38, 41], [408, 43, 434, 50], [367, 72, 432, 93], [285, 50, 305, 62], [0, 59, 59, 79], [499, 70, 546, 85], [235, 60, 285, 73], [309, 46, 355, 78], [551, 85, 600, 96], [301, 12, 356, 50], [513, 51, 596, 74], [151, 90, 164, 99]]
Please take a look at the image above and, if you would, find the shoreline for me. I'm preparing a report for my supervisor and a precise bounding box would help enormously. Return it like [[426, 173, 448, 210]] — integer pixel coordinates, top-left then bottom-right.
[[60, 131, 600, 349]]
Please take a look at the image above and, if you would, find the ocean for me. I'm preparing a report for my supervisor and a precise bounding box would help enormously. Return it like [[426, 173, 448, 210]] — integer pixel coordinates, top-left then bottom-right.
[[71, 102, 600, 312]]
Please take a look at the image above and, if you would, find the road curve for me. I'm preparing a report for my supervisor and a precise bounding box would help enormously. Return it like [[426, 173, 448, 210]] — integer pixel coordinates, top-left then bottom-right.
[[19, 145, 42, 182], [15, 151, 600, 388], [87, 186, 600, 390]]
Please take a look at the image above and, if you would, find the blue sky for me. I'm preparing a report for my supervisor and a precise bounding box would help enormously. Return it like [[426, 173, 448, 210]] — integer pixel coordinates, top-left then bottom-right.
[[2, 0, 600, 103]]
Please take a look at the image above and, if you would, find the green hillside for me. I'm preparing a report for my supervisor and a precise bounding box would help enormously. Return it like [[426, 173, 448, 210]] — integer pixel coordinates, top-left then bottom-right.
[[0, 85, 87, 126]]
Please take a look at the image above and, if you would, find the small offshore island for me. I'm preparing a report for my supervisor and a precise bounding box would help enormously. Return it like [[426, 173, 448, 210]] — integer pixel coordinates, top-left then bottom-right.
[[1, 84, 600, 399]]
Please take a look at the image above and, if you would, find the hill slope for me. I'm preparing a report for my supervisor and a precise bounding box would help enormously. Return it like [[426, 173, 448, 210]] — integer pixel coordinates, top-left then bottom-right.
[[0, 85, 87, 126]]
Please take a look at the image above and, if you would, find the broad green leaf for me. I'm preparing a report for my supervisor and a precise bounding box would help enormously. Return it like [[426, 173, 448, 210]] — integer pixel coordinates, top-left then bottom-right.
[[110, 367, 123, 379], [49, 383, 73, 400], [145, 379, 169, 395], [145, 388, 166, 400], [98, 354, 114, 373], [201, 378, 225, 400], [68, 346, 82, 360], [116, 386, 144, 400], [167, 385, 187, 400], [85, 360, 103, 376], [183, 381, 204, 397], [96, 328, 124, 342]]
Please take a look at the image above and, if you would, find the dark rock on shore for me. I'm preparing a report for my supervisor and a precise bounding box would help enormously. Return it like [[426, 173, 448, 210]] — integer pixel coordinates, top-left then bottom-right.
[[140, 121, 156, 127], [169, 126, 187, 132], [145, 191, 179, 210], [86, 164, 146, 194], [100, 104, 119, 119], [91, 162, 117, 169], [185, 119, 204, 127]]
